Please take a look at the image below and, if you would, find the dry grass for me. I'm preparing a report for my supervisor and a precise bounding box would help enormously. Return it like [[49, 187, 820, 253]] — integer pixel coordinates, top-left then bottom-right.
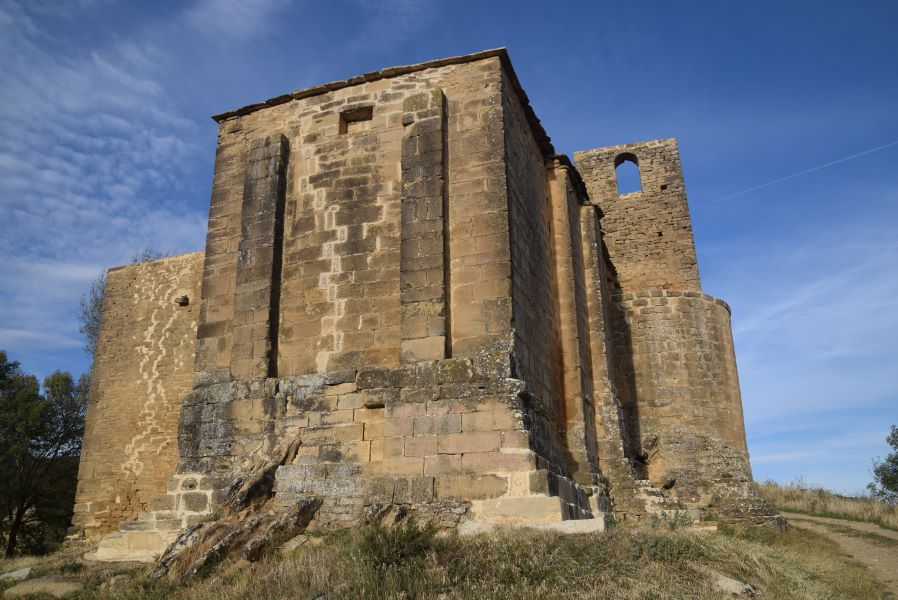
[[759, 479, 898, 530], [0, 540, 145, 596], [0, 520, 874, 600]]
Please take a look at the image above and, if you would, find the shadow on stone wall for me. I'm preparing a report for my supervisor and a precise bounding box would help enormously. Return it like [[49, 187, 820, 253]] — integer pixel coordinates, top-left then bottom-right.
[[603, 248, 645, 480]]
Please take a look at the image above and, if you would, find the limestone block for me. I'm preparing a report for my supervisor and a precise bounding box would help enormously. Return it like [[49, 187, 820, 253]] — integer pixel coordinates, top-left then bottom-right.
[[471, 495, 564, 524], [438, 432, 500, 455], [400, 337, 445, 362], [436, 474, 506, 500], [383, 417, 413, 437], [424, 454, 462, 476], [394, 476, 435, 503], [462, 451, 535, 473], [179, 492, 209, 513], [383, 456, 424, 476], [0, 567, 31, 582], [3, 578, 83, 598], [413, 414, 462, 435], [461, 409, 519, 432], [404, 436, 438, 457], [85, 530, 180, 563], [301, 423, 365, 444], [363, 421, 384, 440]]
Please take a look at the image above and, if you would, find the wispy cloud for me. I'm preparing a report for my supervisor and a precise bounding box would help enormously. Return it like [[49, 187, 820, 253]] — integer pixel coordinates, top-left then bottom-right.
[[716, 140, 898, 202], [706, 217, 898, 492], [749, 419, 890, 493], [185, 0, 290, 41], [350, 0, 440, 50], [0, 1, 207, 373], [19, 0, 114, 19]]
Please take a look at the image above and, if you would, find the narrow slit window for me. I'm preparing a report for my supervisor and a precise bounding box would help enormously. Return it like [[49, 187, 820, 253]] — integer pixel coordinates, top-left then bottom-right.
[[615, 153, 642, 195], [339, 106, 373, 134]]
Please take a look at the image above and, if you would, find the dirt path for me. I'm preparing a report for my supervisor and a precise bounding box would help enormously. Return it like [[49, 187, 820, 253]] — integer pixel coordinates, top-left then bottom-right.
[[783, 512, 898, 596]]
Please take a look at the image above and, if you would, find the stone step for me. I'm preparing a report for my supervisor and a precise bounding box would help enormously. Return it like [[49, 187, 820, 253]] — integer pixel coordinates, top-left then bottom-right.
[[471, 494, 565, 524], [459, 515, 607, 536], [2, 577, 83, 598], [84, 529, 179, 563], [469, 493, 606, 528]]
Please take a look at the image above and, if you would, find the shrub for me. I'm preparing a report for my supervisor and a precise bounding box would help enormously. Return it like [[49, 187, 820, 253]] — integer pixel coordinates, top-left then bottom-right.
[[59, 561, 84, 574], [357, 521, 438, 571], [629, 533, 704, 562], [649, 510, 693, 530]]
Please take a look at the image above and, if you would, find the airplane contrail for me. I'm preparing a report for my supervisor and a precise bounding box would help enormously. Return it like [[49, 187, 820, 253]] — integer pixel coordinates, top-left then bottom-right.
[[716, 139, 898, 202]]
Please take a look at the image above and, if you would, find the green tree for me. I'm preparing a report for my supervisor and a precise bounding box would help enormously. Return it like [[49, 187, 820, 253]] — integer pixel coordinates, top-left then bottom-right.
[[0, 351, 86, 556], [868, 425, 898, 504], [77, 270, 106, 359]]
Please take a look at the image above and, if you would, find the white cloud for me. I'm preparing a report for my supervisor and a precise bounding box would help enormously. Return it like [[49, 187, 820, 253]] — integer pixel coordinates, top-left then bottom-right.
[[22, 0, 115, 19], [701, 221, 898, 422], [0, 1, 208, 369], [185, 0, 290, 41], [350, 0, 440, 50], [702, 214, 898, 491]]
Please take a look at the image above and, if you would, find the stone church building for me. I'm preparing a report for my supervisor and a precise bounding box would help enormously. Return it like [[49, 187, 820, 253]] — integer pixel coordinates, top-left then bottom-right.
[[72, 49, 776, 559]]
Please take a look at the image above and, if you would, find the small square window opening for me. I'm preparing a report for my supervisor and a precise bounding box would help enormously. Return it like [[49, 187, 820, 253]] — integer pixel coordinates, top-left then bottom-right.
[[339, 106, 374, 134]]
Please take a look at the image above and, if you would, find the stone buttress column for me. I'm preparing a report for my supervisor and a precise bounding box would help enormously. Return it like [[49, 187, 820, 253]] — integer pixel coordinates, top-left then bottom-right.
[[578, 202, 646, 515], [399, 89, 448, 362], [546, 159, 599, 486], [230, 134, 289, 380]]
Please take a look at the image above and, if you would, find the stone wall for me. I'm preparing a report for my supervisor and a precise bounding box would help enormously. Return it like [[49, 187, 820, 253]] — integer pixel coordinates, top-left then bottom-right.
[[399, 89, 448, 362], [574, 139, 700, 294], [501, 70, 571, 482], [174, 54, 597, 529], [72, 253, 203, 537], [193, 122, 247, 381], [609, 291, 751, 505], [76, 50, 776, 543], [573, 137, 762, 518], [194, 53, 513, 384], [176, 357, 594, 528]]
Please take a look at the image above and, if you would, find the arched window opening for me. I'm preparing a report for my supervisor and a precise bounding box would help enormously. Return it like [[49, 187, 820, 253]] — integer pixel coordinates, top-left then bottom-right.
[[614, 153, 642, 195]]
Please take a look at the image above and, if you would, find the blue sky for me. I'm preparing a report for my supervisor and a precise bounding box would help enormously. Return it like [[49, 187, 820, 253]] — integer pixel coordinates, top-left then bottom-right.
[[1, 0, 896, 493]]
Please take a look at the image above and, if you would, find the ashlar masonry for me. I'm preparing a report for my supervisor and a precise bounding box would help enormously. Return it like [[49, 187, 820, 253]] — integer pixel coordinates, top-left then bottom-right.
[[72, 49, 778, 559]]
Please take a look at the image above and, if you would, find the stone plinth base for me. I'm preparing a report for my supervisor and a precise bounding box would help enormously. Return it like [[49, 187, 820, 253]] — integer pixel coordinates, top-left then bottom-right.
[[85, 530, 179, 563]]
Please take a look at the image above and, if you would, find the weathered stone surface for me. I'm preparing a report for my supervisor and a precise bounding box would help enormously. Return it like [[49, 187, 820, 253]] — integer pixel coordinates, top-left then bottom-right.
[[3, 578, 83, 598], [85, 530, 180, 563], [0, 567, 30, 582], [458, 516, 606, 536], [279, 533, 323, 554], [71, 253, 203, 539], [150, 497, 321, 581], [471, 495, 565, 524], [697, 566, 759, 597]]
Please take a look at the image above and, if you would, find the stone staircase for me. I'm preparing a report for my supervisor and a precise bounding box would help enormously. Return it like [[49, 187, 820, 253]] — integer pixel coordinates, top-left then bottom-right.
[[460, 471, 609, 535], [85, 473, 213, 563]]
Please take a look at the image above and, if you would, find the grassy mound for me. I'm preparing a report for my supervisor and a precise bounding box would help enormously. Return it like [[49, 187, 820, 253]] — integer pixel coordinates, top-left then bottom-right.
[[3, 519, 885, 600], [760, 480, 898, 530]]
